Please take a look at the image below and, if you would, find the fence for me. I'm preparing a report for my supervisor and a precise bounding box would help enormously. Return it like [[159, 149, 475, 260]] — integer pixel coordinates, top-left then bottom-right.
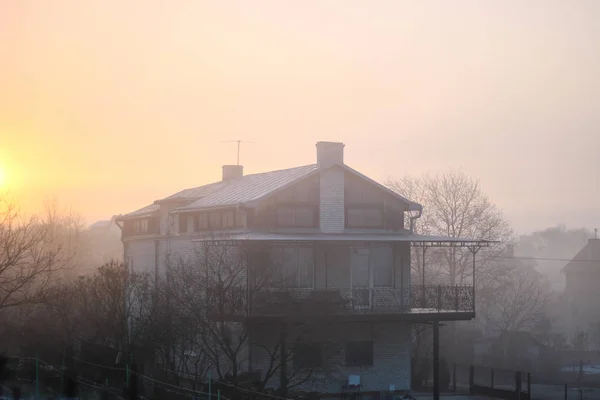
[[0, 353, 297, 400], [447, 364, 600, 400]]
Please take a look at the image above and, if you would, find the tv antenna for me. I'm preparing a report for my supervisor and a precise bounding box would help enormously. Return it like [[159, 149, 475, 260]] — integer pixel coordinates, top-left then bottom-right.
[[221, 140, 253, 166]]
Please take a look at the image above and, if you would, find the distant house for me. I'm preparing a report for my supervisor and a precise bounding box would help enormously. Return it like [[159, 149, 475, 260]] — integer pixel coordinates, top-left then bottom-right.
[[77, 216, 123, 275], [563, 238, 600, 339], [474, 331, 549, 372]]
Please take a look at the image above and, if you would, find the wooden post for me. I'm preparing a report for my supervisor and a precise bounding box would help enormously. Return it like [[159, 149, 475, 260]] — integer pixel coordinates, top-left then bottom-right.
[[491, 368, 494, 389], [527, 372, 531, 399], [564, 383, 567, 400], [515, 371, 522, 400]]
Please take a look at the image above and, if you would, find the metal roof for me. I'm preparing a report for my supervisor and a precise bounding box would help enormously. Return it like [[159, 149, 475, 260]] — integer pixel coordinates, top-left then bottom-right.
[[119, 161, 424, 217], [191, 232, 495, 247], [161, 181, 226, 202], [174, 164, 319, 212], [119, 204, 160, 219]]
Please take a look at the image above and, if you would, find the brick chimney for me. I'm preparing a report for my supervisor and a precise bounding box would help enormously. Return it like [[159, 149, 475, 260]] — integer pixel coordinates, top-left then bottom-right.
[[316, 141, 345, 169], [222, 165, 243, 181], [316, 141, 345, 233]]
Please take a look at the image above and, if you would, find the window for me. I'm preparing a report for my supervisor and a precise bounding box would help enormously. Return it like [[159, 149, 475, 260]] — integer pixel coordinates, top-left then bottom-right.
[[271, 246, 314, 288], [187, 215, 195, 233], [345, 341, 373, 367], [371, 247, 393, 288], [276, 206, 316, 227], [197, 214, 209, 230], [235, 211, 246, 227], [223, 211, 235, 228], [133, 219, 149, 234], [294, 343, 322, 369], [346, 207, 383, 228], [209, 212, 222, 229]]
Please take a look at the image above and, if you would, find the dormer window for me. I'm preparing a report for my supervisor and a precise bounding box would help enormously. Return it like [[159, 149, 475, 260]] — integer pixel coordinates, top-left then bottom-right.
[[346, 206, 383, 228], [124, 217, 159, 236], [276, 205, 316, 228], [133, 219, 148, 234]]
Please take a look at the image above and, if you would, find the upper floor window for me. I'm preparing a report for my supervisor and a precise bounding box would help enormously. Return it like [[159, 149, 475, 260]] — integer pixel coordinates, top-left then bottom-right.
[[125, 217, 159, 236], [197, 214, 209, 230], [223, 211, 235, 228], [133, 219, 148, 234], [179, 209, 245, 233], [346, 207, 384, 228], [271, 246, 314, 288], [209, 212, 221, 229], [276, 205, 316, 228]]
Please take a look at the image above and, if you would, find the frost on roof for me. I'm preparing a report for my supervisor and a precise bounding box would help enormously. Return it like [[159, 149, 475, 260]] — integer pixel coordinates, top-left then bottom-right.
[[162, 181, 225, 201], [124, 204, 160, 218], [175, 164, 318, 211]]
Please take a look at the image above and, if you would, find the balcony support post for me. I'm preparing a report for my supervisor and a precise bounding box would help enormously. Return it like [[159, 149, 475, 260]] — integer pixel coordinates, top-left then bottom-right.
[[467, 245, 481, 315], [433, 320, 440, 400], [421, 246, 427, 308], [279, 322, 288, 398]]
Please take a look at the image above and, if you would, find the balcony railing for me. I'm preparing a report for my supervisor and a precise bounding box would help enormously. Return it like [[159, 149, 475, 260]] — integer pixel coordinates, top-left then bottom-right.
[[207, 285, 474, 318]]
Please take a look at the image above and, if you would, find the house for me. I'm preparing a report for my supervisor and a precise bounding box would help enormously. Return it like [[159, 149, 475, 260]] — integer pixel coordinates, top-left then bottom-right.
[[115, 141, 488, 394], [76, 216, 123, 276], [563, 237, 600, 339]]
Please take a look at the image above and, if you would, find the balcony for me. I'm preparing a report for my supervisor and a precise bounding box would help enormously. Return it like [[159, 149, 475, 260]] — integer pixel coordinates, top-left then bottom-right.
[[207, 285, 475, 322]]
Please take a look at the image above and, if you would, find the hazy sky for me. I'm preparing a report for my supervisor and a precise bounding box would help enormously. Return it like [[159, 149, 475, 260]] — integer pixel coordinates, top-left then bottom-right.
[[1, 0, 599, 234]]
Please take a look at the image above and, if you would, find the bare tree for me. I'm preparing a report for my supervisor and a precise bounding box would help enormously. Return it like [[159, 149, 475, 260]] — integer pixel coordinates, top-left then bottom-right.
[[484, 267, 551, 333], [0, 196, 71, 314], [387, 170, 514, 287], [164, 233, 340, 393]]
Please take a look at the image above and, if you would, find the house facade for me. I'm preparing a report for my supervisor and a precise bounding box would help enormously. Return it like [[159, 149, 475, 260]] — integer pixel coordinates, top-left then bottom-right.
[[563, 238, 600, 340], [116, 141, 481, 394]]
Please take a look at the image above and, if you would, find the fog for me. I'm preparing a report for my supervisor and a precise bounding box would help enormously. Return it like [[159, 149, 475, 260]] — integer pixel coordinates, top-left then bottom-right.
[[1, 0, 600, 233], [1, 1, 600, 399]]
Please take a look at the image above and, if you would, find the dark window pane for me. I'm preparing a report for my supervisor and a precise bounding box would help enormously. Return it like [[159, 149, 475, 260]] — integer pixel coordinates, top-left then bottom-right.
[[197, 214, 209, 230], [297, 247, 314, 288], [223, 211, 235, 228], [345, 341, 373, 367], [371, 246, 393, 287], [209, 212, 221, 229], [294, 343, 322, 369], [347, 208, 383, 228]]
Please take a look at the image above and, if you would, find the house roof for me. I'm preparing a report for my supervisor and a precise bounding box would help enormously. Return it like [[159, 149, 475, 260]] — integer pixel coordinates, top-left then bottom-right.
[[174, 164, 319, 212], [120, 204, 160, 219], [118, 162, 423, 219], [563, 239, 600, 272]]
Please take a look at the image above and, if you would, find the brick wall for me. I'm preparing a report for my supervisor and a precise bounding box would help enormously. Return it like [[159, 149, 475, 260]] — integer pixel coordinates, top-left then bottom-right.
[[319, 167, 345, 233]]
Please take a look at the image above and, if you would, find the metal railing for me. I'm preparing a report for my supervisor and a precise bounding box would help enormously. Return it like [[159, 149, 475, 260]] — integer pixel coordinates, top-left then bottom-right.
[[206, 285, 474, 317]]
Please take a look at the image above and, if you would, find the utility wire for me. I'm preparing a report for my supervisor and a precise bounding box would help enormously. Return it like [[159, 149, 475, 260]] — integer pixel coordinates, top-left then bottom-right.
[[7, 355, 217, 400]]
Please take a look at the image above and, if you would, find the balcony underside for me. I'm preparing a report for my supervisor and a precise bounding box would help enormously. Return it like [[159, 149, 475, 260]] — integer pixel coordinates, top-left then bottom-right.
[[208, 285, 475, 323]]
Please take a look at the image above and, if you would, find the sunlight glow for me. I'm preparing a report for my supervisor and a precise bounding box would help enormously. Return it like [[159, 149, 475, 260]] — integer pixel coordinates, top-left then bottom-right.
[[0, 166, 6, 187]]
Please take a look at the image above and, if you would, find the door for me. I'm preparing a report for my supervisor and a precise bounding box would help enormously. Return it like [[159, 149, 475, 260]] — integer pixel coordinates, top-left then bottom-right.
[[350, 248, 372, 308]]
